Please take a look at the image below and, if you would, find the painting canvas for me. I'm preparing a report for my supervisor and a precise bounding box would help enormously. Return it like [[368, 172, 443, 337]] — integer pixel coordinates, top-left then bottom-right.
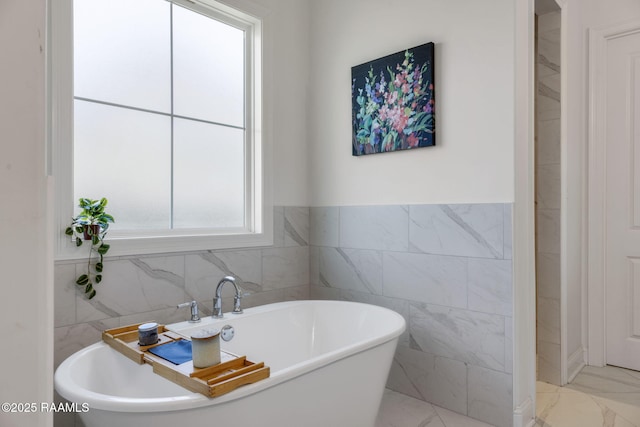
[[351, 42, 435, 156]]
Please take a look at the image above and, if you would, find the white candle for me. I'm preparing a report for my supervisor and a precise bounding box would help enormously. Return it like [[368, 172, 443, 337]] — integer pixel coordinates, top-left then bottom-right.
[[191, 329, 221, 368]]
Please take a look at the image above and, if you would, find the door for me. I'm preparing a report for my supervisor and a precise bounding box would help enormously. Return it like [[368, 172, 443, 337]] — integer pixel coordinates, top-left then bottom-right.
[[605, 29, 640, 371]]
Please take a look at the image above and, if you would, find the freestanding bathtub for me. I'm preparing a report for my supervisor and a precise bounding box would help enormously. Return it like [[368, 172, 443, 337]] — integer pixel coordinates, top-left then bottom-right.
[[55, 300, 406, 427]]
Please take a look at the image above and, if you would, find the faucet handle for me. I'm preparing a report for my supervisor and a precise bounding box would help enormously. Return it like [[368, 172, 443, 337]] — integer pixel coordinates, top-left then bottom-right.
[[177, 300, 201, 323], [232, 293, 243, 314]]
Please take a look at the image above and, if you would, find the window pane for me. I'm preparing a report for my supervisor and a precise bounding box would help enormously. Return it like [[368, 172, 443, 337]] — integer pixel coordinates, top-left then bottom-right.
[[74, 100, 172, 230], [173, 5, 245, 127], [173, 118, 244, 229], [74, 0, 171, 112]]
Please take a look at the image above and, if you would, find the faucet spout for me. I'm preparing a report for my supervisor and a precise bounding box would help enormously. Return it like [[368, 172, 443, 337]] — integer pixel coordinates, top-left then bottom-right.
[[213, 276, 243, 318]]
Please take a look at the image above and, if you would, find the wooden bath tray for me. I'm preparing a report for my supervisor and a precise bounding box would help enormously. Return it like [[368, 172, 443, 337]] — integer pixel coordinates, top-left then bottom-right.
[[102, 323, 270, 398]]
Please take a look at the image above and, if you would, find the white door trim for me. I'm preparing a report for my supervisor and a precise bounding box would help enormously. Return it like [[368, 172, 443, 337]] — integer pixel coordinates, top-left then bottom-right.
[[587, 19, 640, 367], [558, 0, 569, 386], [513, 0, 537, 425]]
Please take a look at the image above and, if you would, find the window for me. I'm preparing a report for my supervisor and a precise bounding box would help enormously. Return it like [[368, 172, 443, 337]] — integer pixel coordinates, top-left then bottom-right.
[[52, 0, 271, 259]]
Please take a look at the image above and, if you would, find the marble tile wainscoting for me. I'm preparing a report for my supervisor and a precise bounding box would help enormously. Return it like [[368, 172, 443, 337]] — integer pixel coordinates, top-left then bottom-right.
[[309, 203, 514, 427], [53, 206, 310, 425], [54, 206, 311, 366]]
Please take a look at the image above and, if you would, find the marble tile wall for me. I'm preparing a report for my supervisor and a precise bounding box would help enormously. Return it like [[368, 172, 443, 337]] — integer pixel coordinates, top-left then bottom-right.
[[536, 10, 562, 386], [54, 203, 515, 427], [309, 203, 514, 427], [54, 206, 310, 367]]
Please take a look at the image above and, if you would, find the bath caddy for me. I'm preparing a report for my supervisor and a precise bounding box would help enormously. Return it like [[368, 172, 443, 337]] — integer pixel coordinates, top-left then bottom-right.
[[102, 323, 270, 398]]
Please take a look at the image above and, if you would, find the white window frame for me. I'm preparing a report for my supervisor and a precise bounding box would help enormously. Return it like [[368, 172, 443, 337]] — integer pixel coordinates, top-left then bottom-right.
[[50, 0, 273, 260]]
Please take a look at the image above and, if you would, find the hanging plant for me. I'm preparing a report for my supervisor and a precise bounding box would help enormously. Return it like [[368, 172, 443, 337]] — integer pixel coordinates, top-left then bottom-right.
[[65, 197, 115, 299]]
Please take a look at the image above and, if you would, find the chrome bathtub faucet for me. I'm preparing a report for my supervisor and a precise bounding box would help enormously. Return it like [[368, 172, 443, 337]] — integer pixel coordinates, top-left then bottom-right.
[[213, 276, 243, 318]]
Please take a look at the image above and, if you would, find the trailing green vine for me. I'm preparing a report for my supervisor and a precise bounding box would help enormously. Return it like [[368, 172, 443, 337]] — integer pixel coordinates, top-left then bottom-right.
[[65, 198, 114, 299]]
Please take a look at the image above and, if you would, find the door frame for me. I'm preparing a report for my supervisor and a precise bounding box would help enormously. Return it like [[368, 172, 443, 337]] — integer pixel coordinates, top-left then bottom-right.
[[587, 19, 640, 367], [513, 1, 537, 425]]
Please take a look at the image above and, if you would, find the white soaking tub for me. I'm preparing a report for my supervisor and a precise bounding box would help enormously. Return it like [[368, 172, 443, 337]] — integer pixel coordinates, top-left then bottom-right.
[[55, 300, 406, 427]]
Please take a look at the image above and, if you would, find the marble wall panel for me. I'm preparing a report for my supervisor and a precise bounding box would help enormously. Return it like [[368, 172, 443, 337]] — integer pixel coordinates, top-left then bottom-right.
[[538, 341, 562, 385], [339, 205, 409, 251], [273, 206, 285, 247], [537, 74, 561, 121], [241, 285, 309, 308], [468, 258, 512, 316], [185, 250, 262, 301], [536, 209, 561, 255], [505, 316, 513, 375], [536, 252, 561, 299], [410, 302, 505, 372], [388, 346, 467, 415], [467, 365, 513, 427], [284, 206, 309, 247], [76, 256, 185, 322], [536, 119, 561, 165], [503, 204, 513, 260], [309, 206, 339, 247], [537, 296, 561, 344], [409, 204, 504, 259], [318, 247, 382, 295], [282, 284, 310, 301], [119, 305, 189, 326], [538, 9, 560, 32], [536, 163, 561, 210], [55, 262, 76, 327], [309, 245, 319, 286], [383, 252, 467, 309], [262, 246, 309, 290], [536, 10, 562, 386], [54, 321, 115, 368], [538, 34, 560, 76], [309, 284, 341, 300]]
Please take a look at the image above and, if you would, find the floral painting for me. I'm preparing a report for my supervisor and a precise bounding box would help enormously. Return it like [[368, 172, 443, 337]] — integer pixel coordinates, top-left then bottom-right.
[[351, 42, 435, 156]]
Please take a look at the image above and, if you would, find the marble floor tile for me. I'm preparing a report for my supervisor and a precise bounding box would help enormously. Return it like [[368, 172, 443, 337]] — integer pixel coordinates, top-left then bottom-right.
[[433, 405, 494, 427], [536, 384, 639, 427], [376, 389, 493, 427], [537, 365, 640, 427], [376, 389, 445, 427], [591, 395, 640, 425], [380, 367, 640, 427], [567, 365, 640, 394]]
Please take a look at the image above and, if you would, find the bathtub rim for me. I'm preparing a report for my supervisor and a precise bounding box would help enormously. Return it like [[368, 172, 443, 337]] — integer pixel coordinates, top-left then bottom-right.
[[54, 300, 406, 413]]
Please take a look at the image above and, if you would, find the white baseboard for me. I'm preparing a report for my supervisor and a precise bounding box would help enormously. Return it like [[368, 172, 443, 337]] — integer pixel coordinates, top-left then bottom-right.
[[567, 347, 586, 383], [513, 396, 536, 427]]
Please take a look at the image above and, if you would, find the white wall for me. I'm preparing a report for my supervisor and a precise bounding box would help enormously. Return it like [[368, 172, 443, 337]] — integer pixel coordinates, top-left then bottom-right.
[[197, 0, 310, 208], [563, 0, 586, 379], [259, 0, 310, 206], [0, 1, 52, 426], [308, 0, 515, 207]]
